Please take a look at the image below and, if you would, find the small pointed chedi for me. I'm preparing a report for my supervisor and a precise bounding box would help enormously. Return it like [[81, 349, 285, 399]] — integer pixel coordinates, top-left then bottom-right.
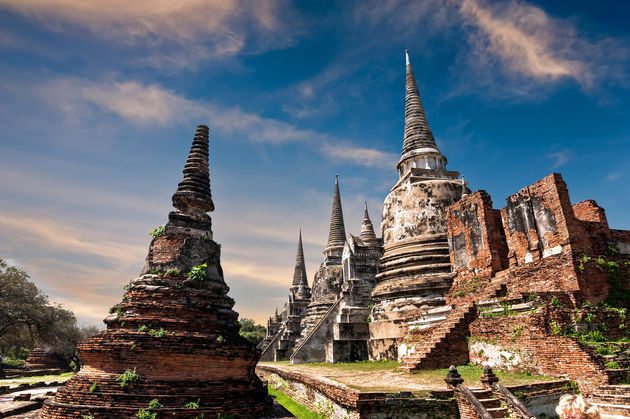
[[298, 176, 346, 338], [259, 231, 311, 361], [42, 125, 271, 418]]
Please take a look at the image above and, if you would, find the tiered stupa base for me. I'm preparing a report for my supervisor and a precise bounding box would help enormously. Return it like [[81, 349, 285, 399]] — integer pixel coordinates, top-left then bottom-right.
[[43, 269, 270, 418]]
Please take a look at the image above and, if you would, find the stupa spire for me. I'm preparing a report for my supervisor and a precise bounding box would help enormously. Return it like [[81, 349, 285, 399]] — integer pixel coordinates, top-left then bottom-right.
[[360, 202, 378, 243], [292, 230, 308, 288], [402, 50, 438, 156], [172, 125, 215, 214], [324, 175, 346, 253]]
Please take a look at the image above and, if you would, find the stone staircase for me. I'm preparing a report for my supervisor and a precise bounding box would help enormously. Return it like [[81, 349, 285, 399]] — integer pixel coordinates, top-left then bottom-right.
[[472, 388, 513, 418], [591, 385, 630, 418], [398, 282, 507, 372]]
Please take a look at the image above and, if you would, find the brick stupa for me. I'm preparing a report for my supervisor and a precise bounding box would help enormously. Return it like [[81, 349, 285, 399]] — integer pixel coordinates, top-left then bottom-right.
[[42, 125, 271, 418]]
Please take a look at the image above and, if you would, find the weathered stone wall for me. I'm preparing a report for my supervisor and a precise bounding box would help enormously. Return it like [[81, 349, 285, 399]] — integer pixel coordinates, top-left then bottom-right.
[[500, 173, 571, 267], [447, 190, 508, 281], [381, 179, 463, 244], [258, 365, 459, 419]]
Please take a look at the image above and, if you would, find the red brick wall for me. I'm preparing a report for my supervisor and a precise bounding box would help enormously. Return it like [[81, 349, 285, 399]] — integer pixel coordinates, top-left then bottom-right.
[[469, 305, 610, 393]]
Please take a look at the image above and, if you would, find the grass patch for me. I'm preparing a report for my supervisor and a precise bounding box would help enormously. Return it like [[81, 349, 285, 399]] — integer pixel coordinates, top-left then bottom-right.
[[268, 386, 324, 418], [293, 360, 400, 371], [412, 365, 557, 386], [0, 371, 74, 385]]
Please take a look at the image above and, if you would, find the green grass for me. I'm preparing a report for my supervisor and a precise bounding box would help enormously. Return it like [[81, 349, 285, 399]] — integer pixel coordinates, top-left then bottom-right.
[[0, 371, 74, 385], [411, 365, 557, 386], [268, 386, 324, 418], [283, 360, 400, 371]]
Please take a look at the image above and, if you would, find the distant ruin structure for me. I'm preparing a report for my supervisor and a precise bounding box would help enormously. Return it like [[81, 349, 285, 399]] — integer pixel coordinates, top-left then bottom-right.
[[259, 231, 311, 361], [299, 176, 347, 338], [42, 125, 271, 418], [290, 203, 383, 363]]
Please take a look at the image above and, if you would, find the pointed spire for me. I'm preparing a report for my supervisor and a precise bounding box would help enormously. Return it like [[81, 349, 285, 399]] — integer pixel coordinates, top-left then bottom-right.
[[402, 50, 439, 156], [325, 175, 346, 252], [172, 125, 215, 214], [292, 230, 308, 288], [360, 202, 378, 243]]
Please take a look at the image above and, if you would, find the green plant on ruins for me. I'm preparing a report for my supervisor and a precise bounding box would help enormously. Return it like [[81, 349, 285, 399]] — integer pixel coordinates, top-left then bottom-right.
[[89, 381, 99, 392], [148, 399, 164, 409], [605, 361, 620, 369], [150, 225, 165, 239], [148, 328, 168, 338], [184, 399, 200, 408], [165, 268, 181, 276], [116, 368, 140, 389], [135, 408, 156, 419], [188, 263, 208, 281], [578, 251, 630, 308]]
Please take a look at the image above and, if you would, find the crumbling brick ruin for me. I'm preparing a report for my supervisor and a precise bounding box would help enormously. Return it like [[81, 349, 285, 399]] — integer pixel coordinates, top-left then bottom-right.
[[398, 172, 630, 395], [42, 125, 271, 418]]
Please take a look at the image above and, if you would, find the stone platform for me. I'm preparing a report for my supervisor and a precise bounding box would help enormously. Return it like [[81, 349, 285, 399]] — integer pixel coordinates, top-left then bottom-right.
[[257, 363, 569, 419]]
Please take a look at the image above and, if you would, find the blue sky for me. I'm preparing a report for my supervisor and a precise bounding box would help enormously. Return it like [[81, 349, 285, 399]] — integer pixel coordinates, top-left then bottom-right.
[[0, 0, 628, 327]]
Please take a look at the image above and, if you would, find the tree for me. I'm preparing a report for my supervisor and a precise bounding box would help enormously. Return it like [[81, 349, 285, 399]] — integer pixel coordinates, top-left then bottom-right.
[[0, 258, 98, 367], [238, 318, 266, 345], [0, 259, 48, 348]]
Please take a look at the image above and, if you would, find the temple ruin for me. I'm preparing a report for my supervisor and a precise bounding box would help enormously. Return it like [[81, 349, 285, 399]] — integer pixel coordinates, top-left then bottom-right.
[[42, 125, 271, 418], [259, 52, 630, 414]]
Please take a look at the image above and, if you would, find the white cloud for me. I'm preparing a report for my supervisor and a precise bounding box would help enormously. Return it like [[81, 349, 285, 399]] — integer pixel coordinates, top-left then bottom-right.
[[0, 0, 278, 42], [36, 78, 316, 145], [458, 0, 629, 90], [0, 0, 300, 67], [606, 172, 621, 182], [321, 143, 398, 169], [547, 149, 570, 169]]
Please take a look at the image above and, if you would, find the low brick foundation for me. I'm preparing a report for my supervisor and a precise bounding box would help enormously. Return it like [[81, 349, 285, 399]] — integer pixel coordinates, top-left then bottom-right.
[[257, 364, 570, 419]]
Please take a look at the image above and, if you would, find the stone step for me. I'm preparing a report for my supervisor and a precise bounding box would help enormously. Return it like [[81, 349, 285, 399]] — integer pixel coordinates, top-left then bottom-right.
[[381, 243, 450, 261], [593, 395, 630, 406], [593, 402, 630, 417], [487, 407, 510, 418], [601, 386, 630, 396], [478, 398, 502, 409]]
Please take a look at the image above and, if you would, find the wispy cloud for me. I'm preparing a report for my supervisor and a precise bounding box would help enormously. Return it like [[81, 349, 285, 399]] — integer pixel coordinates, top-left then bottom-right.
[[0, 0, 301, 67], [37, 78, 315, 145], [606, 172, 621, 182], [547, 149, 571, 169], [321, 143, 397, 169], [458, 0, 630, 92]]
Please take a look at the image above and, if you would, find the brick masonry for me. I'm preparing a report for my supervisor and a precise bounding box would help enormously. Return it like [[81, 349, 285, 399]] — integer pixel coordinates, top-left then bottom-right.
[[439, 173, 630, 393]]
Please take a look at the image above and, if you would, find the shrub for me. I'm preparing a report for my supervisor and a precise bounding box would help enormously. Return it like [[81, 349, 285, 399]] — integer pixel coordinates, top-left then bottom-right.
[[149, 328, 167, 338], [150, 226, 165, 239], [216, 335, 224, 343], [188, 264, 208, 281], [89, 382, 99, 392], [138, 325, 149, 333], [116, 368, 140, 389], [136, 408, 156, 419], [184, 399, 200, 408], [550, 297, 562, 307], [165, 268, 181, 276], [605, 361, 620, 369], [148, 399, 164, 409]]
